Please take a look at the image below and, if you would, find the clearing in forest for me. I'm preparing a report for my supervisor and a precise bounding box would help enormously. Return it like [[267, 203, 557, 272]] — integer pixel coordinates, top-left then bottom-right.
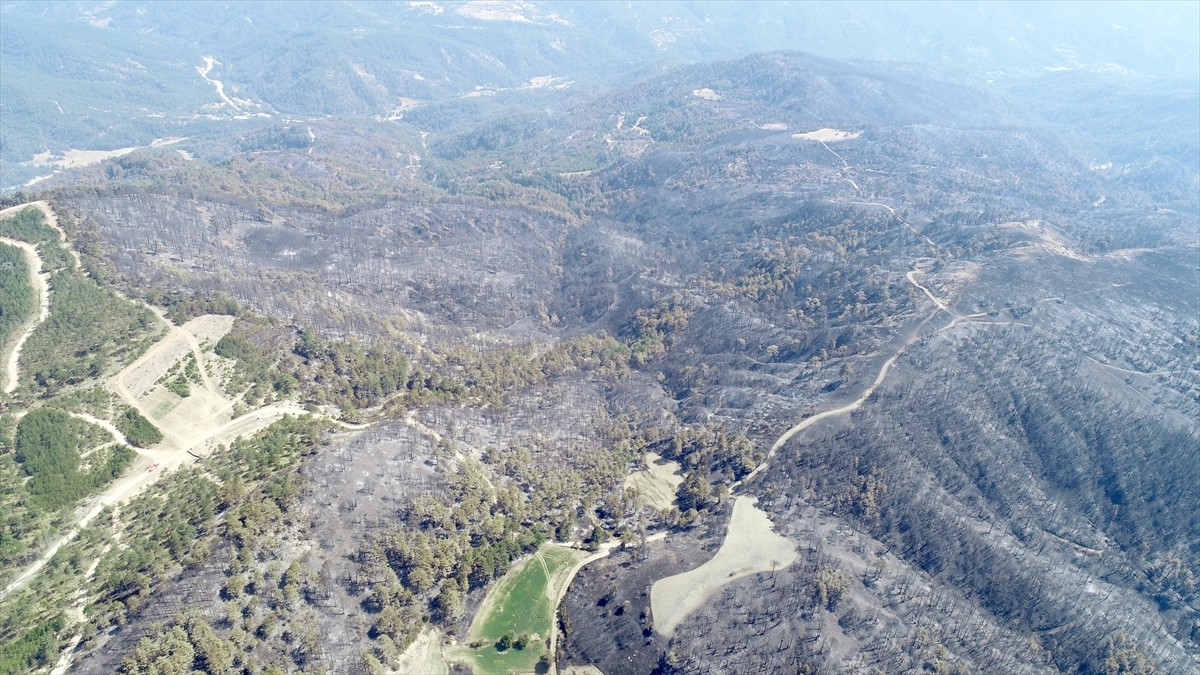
[[650, 496, 797, 637], [625, 451, 683, 510], [111, 314, 236, 447], [454, 544, 588, 674], [792, 128, 861, 142]]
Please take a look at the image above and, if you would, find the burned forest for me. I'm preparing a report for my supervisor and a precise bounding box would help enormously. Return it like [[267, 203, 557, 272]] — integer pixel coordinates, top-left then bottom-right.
[[0, 3, 1197, 675]]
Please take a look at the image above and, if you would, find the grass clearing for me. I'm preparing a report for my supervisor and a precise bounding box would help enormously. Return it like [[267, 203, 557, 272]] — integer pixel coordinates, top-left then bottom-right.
[[651, 496, 797, 637], [454, 544, 588, 674]]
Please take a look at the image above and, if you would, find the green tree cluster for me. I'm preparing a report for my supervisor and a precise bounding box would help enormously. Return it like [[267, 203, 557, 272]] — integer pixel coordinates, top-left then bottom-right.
[[212, 318, 297, 405], [120, 610, 236, 675], [14, 408, 133, 510], [23, 275, 159, 393], [0, 207, 75, 274], [0, 613, 63, 675], [0, 243, 34, 352], [294, 330, 410, 408], [629, 299, 689, 364], [93, 417, 323, 632], [0, 207, 57, 245], [116, 407, 163, 448], [357, 458, 552, 645], [1100, 632, 1157, 675], [656, 423, 761, 482]]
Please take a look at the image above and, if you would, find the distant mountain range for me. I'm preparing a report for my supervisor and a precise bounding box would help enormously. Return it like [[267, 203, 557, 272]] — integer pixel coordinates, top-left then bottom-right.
[[3, 0, 1197, 185]]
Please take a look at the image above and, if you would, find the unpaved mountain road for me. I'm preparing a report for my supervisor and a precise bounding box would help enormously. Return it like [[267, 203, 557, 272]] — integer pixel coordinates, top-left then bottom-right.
[[0, 201, 82, 267], [1, 200, 86, 394], [0, 236, 49, 394]]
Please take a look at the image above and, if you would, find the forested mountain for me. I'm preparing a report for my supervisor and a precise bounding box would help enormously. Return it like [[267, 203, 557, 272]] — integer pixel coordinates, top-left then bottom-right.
[[0, 2, 1197, 675], [3, 0, 1197, 182]]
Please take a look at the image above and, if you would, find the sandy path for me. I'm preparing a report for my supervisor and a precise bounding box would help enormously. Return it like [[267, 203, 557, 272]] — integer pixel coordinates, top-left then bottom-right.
[[630, 257, 950, 637], [0, 237, 49, 394], [402, 411, 496, 490], [733, 306, 933, 492], [0, 399, 308, 601], [49, 537, 113, 675], [906, 268, 951, 313], [844, 200, 940, 250], [196, 56, 249, 114], [735, 256, 966, 492], [808, 139, 861, 191], [546, 196, 953, 661], [2, 453, 151, 598], [650, 497, 797, 636], [67, 412, 132, 448]]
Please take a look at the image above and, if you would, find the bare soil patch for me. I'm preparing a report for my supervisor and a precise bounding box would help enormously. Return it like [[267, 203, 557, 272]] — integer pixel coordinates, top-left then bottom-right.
[[792, 128, 861, 142], [625, 452, 682, 511], [110, 314, 235, 446], [650, 496, 797, 637], [392, 625, 449, 675], [521, 75, 572, 90], [30, 147, 139, 169], [456, 1, 534, 23]]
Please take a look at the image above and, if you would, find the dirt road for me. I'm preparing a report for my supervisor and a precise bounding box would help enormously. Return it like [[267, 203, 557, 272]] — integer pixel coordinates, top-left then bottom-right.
[[734, 309, 935, 491], [1, 199, 90, 393], [0, 237, 49, 394], [0, 398, 309, 601], [67, 411, 133, 448], [0, 201, 83, 268]]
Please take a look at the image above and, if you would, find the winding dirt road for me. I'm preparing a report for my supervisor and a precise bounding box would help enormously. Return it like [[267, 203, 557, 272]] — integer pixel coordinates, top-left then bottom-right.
[[731, 322, 927, 492], [0, 201, 82, 267], [0, 237, 49, 394], [1, 200, 88, 394]]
